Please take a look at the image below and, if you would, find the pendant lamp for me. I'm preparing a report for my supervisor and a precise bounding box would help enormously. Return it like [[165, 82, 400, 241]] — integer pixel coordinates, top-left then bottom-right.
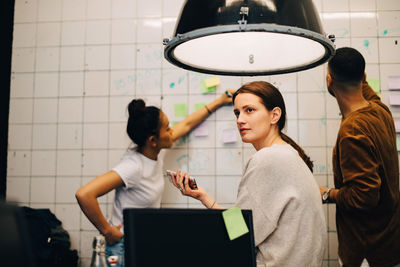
[[163, 0, 335, 76]]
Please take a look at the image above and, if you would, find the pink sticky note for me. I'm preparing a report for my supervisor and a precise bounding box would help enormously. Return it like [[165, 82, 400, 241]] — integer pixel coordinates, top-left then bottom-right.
[[388, 76, 400, 90], [222, 128, 237, 144], [194, 122, 209, 137], [395, 120, 400, 133], [389, 93, 400, 106]]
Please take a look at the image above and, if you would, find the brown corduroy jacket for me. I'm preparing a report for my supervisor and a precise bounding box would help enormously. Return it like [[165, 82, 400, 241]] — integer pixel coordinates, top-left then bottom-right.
[[330, 82, 400, 267]]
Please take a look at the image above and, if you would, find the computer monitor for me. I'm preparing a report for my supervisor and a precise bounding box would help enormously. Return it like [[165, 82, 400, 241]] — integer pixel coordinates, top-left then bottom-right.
[[123, 208, 256, 267], [0, 202, 36, 267]]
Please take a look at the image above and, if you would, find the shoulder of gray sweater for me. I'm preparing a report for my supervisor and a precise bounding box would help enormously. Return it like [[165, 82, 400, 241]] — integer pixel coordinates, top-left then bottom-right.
[[251, 145, 297, 164]]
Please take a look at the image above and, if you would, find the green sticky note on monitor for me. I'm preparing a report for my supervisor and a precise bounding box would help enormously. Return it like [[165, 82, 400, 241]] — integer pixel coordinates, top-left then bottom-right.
[[174, 103, 188, 117], [366, 78, 380, 93], [222, 206, 249, 241]]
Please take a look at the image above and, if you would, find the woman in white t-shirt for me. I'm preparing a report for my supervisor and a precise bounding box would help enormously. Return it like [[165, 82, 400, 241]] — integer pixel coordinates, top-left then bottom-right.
[[75, 91, 233, 267], [170, 81, 327, 267]]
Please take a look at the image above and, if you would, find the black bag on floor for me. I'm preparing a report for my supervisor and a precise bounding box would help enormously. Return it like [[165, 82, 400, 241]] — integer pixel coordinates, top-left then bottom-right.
[[21, 206, 78, 267]]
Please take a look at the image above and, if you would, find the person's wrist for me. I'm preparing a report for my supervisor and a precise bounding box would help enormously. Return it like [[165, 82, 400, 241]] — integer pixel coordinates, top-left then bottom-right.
[[214, 96, 224, 107], [199, 194, 213, 208], [208, 200, 216, 209], [322, 188, 332, 204], [101, 225, 113, 237]]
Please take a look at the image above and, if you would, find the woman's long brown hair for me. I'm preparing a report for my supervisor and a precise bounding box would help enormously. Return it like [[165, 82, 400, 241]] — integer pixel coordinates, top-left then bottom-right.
[[232, 81, 314, 172]]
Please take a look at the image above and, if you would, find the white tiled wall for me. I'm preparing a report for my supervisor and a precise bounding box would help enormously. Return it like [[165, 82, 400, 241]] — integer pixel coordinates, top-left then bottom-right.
[[7, 0, 400, 266]]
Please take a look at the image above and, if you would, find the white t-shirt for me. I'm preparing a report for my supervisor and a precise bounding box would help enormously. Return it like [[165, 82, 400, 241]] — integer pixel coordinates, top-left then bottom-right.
[[110, 148, 165, 228]]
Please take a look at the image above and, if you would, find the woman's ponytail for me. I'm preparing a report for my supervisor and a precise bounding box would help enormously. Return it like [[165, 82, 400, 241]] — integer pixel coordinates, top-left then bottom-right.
[[280, 133, 314, 172]]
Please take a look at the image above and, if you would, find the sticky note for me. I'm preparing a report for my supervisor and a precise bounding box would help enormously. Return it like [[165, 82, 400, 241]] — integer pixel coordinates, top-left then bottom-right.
[[366, 78, 380, 93], [201, 81, 217, 94], [204, 76, 220, 88], [174, 103, 188, 117], [222, 128, 237, 144], [194, 103, 207, 111], [222, 206, 249, 241], [397, 135, 400, 152], [206, 85, 217, 93], [389, 93, 400, 106], [194, 122, 209, 137], [201, 76, 219, 94], [395, 120, 400, 133], [388, 76, 400, 90]]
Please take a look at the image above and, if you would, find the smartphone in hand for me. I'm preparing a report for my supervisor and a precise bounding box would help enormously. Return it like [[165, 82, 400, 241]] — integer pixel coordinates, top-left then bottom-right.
[[166, 170, 198, 190]]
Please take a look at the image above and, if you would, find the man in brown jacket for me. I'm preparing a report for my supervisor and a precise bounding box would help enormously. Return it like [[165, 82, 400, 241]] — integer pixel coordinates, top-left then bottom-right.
[[319, 47, 400, 267]]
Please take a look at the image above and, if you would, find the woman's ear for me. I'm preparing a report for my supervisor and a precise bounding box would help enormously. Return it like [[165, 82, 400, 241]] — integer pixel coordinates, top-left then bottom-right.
[[147, 135, 158, 147], [326, 73, 332, 87], [271, 107, 282, 125]]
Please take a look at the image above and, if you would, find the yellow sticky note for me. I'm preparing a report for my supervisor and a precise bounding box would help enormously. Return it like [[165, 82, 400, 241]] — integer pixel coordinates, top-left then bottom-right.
[[201, 81, 217, 94], [174, 103, 188, 117], [204, 76, 220, 88], [222, 206, 249, 241], [366, 78, 380, 93], [194, 103, 207, 111]]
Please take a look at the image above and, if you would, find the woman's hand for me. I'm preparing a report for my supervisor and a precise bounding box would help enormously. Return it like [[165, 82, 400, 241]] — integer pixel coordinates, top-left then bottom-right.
[[219, 89, 236, 105], [104, 224, 123, 245], [170, 169, 207, 201]]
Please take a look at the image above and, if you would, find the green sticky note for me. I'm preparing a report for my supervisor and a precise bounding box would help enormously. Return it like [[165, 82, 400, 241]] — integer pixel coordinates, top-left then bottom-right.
[[222, 206, 249, 241], [194, 103, 207, 111], [201, 80, 208, 93], [174, 103, 188, 117], [202, 86, 217, 94], [397, 135, 400, 152], [206, 85, 217, 93], [201, 80, 218, 94], [367, 78, 380, 93], [171, 121, 180, 126]]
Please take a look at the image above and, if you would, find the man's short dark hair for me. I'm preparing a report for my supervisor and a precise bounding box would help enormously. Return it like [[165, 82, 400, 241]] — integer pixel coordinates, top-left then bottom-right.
[[328, 47, 365, 85]]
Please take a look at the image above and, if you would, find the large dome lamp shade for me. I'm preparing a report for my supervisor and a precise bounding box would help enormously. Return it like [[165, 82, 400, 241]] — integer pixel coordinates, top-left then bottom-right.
[[163, 0, 335, 76]]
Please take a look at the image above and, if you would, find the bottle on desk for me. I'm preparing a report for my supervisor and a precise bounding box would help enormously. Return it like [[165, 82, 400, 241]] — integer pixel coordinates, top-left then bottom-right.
[[90, 235, 107, 267]]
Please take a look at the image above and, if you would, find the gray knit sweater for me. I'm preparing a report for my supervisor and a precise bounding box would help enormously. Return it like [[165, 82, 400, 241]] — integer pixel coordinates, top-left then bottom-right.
[[236, 144, 326, 267]]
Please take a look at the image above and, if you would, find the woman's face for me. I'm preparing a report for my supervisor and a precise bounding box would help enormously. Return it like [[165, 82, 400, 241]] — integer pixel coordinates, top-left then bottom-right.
[[156, 111, 174, 149], [233, 93, 279, 150]]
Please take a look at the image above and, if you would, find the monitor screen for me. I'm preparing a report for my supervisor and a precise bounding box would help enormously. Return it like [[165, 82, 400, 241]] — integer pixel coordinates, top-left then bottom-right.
[[123, 208, 256, 267]]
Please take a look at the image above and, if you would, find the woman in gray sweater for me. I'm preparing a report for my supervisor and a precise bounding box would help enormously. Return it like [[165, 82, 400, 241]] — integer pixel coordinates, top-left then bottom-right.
[[170, 81, 326, 267]]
